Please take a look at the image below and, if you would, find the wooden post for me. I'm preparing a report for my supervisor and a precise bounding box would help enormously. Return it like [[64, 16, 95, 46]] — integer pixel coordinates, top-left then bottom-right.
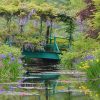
[[46, 26, 50, 44], [40, 16, 43, 35]]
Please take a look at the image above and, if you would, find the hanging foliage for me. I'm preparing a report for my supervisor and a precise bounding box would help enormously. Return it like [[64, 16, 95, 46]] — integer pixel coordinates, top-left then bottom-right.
[[0, 2, 75, 48]]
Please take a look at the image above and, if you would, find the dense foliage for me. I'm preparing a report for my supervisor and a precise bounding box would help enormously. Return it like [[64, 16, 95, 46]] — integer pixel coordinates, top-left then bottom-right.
[[0, 44, 23, 82], [0, 0, 75, 48], [60, 0, 100, 98], [0, 0, 75, 83], [0, 0, 100, 99]]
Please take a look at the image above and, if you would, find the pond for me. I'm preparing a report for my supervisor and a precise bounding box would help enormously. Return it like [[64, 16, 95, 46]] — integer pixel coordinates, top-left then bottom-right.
[[0, 91, 91, 100], [0, 71, 92, 100]]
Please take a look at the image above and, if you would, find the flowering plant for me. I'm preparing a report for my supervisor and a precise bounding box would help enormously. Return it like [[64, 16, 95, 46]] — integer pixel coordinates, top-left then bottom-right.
[[86, 59, 100, 93], [80, 55, 100, 94], [0, 45, 23, 82]]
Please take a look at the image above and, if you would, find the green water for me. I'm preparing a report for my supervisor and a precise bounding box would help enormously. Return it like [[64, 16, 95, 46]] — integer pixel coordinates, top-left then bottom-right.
[[0, 93, 91, 100]]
